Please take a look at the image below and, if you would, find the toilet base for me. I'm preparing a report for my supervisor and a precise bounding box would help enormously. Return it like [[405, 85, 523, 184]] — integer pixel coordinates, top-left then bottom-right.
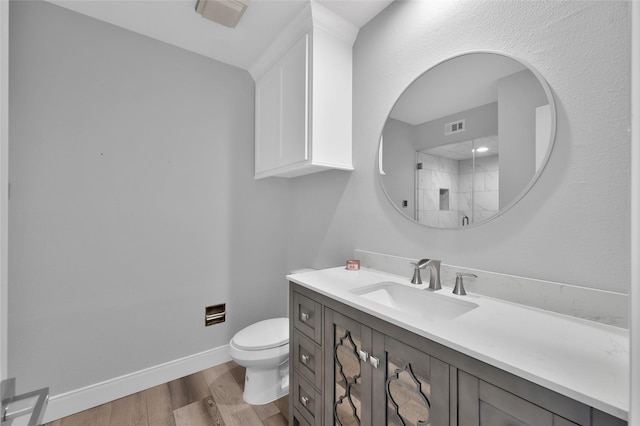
[[243, 360, 289, 405]]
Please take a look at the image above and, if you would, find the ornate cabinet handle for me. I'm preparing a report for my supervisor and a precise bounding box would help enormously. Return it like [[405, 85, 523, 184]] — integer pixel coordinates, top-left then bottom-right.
[[300, 395, 309, 407], [358, 350, 369, 362], [300, 353, 309, 365], [300, 312, 310, 322]]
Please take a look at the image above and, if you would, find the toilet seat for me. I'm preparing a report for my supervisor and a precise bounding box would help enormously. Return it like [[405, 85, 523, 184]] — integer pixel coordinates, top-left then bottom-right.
[[231, 317, 288, 351]]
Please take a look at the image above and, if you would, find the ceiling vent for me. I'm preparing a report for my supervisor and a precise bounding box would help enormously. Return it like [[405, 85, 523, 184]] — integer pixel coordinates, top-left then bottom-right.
[[444, 119, 465, 136], [195, 0, 249, 28]]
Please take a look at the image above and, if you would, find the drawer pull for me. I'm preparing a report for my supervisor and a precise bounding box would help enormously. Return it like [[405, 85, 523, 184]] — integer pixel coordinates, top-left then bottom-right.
[[358, 350, 369, 362], [300, 395, 310, 407], [300, 312, 310, 322], [370, 356, 380, 369], [300, 353, 310, 365]]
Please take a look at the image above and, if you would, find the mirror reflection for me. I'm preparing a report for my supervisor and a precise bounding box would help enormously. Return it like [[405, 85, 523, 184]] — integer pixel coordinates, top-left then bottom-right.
[[379, 52, 555, 228]]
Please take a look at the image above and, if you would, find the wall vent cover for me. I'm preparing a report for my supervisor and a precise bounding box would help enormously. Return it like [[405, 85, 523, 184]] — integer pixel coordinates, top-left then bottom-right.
[[444, 119, 465, 136], [195, 0, 248, 28]]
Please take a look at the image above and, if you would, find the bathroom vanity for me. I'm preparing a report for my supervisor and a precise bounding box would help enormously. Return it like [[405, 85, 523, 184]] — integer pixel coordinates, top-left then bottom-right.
[[287, 267, 628, 426]]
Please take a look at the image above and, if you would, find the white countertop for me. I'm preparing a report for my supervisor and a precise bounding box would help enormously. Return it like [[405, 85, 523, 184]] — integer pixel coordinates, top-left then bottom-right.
[[287, 267, 629, 421]]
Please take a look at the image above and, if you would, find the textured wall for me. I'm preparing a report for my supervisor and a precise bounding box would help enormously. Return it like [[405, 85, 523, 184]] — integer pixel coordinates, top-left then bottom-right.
[[9, 1, 290, 395], [288, 1, 630, 294]]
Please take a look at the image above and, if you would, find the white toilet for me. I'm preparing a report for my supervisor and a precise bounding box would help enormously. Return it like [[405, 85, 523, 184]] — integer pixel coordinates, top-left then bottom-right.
[[229, 317, 290, 405]]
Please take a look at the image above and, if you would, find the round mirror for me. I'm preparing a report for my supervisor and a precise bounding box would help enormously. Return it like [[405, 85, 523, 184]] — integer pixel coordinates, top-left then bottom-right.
[[378, 51, 556, 228]]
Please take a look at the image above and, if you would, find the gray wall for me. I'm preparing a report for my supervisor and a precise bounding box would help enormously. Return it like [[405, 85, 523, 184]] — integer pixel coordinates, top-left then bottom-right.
[[381, 118, 416, 215], [8, 1, 290, 395], [498, 69, 549, 209], [415, 102, 498, 151], [287, 2, 630, 295]]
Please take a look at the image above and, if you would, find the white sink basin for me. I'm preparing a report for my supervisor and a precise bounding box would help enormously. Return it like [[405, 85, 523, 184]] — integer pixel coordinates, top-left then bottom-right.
[[350, 281, 478, 321]]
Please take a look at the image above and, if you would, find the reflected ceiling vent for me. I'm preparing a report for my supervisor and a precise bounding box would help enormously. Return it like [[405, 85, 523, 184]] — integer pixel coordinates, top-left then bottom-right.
[[444, 119, 465, 136], [195, 0, 249, 28]]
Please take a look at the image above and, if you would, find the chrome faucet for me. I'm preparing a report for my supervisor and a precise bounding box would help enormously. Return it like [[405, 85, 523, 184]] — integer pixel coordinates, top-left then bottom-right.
[[425, 259, 442, 290]]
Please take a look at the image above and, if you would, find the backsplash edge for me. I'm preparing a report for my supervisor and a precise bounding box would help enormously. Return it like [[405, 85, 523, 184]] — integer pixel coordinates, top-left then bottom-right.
[[354, 249, 628, 328]]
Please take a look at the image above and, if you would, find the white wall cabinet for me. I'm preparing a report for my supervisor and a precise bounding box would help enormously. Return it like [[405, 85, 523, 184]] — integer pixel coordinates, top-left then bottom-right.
[[255, 35, 308, 176], [252, 3, 356, 179]]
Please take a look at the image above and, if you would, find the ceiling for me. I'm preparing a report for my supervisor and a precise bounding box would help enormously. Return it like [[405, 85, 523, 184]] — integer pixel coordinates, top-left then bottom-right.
[[47, 0, 394, 72], [423, 136, 500, 161], [390, 53, 527, 126]]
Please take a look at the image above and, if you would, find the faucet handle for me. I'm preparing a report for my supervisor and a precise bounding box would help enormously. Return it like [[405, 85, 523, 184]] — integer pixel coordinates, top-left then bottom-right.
[[410, 259, 429, 269], [453, 273, 477, 295], [410, 259, 429, 285]]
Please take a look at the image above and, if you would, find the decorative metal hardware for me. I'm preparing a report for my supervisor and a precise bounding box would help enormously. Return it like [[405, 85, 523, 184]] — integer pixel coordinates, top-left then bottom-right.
[[358, 350, 369, 363], [300, 353, 309, 365], [300, 395, 309, 407], [369, 356, 380, 369], [300, 312, 310, 322]]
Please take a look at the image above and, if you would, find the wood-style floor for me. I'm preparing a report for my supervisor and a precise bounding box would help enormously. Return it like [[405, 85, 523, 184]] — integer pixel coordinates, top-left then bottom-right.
[[45, 361, 289, 426]]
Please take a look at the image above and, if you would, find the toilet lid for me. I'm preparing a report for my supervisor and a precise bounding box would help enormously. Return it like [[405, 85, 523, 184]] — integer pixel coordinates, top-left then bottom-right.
[[232, 318, 289, 351]]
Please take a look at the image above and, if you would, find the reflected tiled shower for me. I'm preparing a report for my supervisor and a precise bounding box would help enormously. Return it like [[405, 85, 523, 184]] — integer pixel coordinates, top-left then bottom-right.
[[417, 138, 499, 227]]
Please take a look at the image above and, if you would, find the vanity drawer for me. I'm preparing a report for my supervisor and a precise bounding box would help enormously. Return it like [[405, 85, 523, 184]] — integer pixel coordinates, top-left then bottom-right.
[[293, 330, 322, 390], [293, 373, 322, 426], [292, 408, 312, 426], [293, 291, 322, 344]]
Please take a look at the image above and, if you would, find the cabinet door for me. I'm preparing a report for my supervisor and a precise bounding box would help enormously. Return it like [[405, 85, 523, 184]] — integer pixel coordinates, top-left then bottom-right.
[[324, 309, 373, 426], [592, 409, 627, 426], [279, 34, 309, 166], [255, 63, 280, 174], [255, 34, 308, 177], [458, 371, 580, 426], [371, 334, 450, 426]]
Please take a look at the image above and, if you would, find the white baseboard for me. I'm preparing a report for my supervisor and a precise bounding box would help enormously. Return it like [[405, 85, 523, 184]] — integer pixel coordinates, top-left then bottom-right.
[[43, 345, 231, 423]]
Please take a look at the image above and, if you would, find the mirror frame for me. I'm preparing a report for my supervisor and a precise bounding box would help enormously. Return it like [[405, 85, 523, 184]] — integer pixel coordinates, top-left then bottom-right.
[[377, 50, 557, 229]]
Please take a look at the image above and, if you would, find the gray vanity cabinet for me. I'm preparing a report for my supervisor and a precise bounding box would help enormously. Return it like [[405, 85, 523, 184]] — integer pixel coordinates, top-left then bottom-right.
[[290, 284, 449, 426], [324, 308, 450, 426], [289, 283, 628, 426]]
